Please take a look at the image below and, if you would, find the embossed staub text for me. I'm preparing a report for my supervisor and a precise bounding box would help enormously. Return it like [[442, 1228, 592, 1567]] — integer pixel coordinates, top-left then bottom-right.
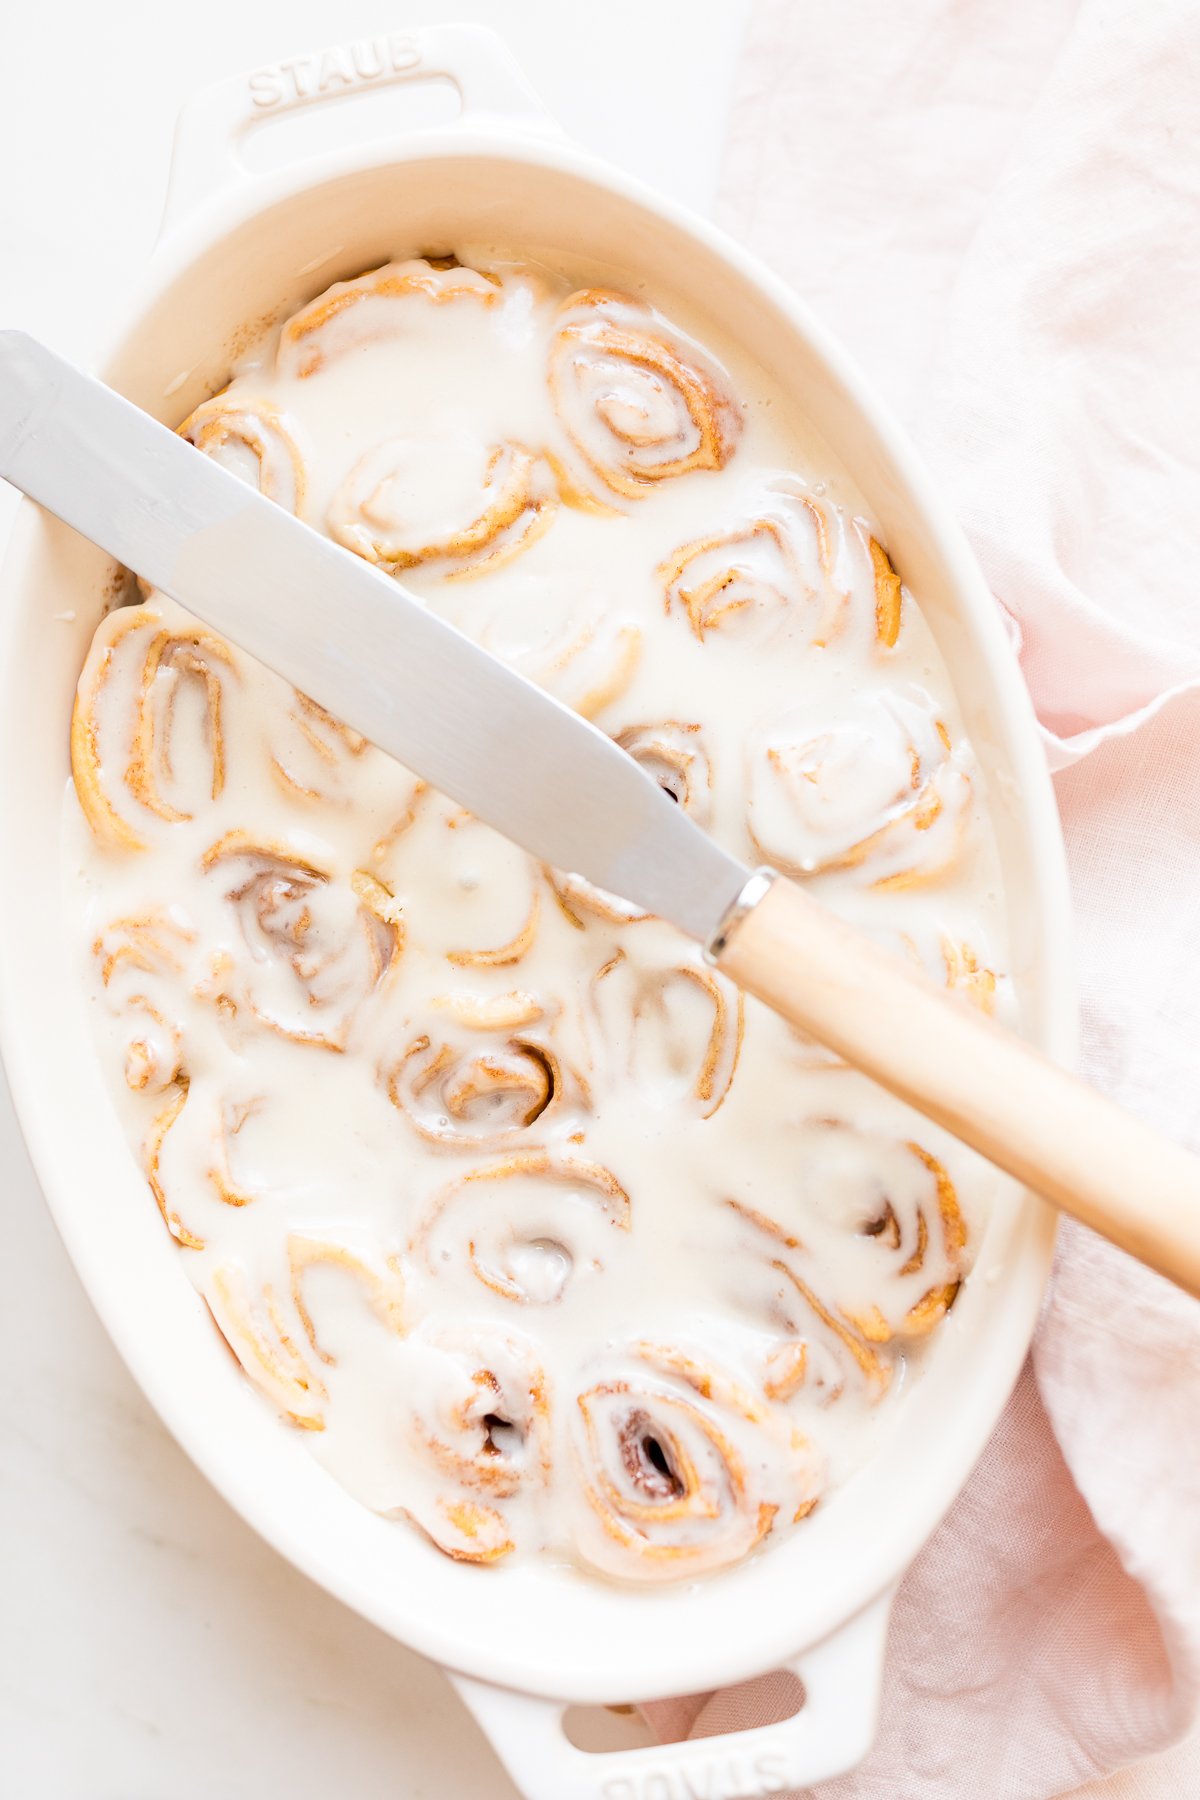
[[247, 34, 421, 109], [600, 1746, 794, 1800]]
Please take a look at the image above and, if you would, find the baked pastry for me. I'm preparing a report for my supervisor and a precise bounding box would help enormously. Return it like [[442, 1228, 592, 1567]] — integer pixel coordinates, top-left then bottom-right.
[[548, 289, 742, 500], [746, 686, 973, 888]]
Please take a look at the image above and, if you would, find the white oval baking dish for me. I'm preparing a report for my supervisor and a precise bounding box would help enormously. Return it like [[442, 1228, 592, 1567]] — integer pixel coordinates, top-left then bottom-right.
[[0, 26, 1073, 1800]]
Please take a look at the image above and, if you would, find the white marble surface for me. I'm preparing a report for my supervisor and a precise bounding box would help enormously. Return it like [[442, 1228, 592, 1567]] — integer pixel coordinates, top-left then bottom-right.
[[0, 3, 1195, 1794]]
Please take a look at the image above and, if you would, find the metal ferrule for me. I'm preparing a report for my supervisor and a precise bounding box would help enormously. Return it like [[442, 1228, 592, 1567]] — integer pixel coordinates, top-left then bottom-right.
[[704, 867, 777, 963]]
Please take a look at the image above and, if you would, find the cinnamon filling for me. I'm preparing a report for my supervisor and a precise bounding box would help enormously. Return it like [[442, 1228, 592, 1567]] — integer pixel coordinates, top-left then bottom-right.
[[482, 1411, 518, 1458], [620, 1409, 684, 1501]]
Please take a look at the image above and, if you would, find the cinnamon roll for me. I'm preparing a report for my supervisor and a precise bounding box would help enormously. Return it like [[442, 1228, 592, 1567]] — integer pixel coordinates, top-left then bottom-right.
[[726, 1117, 969, 1405], [206, 1262, 327, 1429], [481, 591, 643, 724], [393, 802, 545, 969], [614, 721, 712, 824], [71, 601, 240, 851], [197, 834, 402, 1049], [413, 1150, 631, 1306], [722, 1195, 892, 1406], [547, 289, 742, 500], [144, 1078, 202, 1249], [446, 890, 541, 969], [288, 1234, 406, 1364], [206, 1238, 407, 1429], [268, 692, 369, 807], [179, 393, 308, 517], [590, 948, 743, 1118], [535, 617, 644, 723], [384, 1030, 584, 1152], [660, 493, 903, 650], [205, 1091, 263, 1210], [93, 911, 194, 1095], [277, 257, 500, 378], [395, 1324, 551, 1563], [570, 1342, 823, 1579], [329, 435, 556, 581], [142, 1074, 272, 1247], [746, 686, 974, 888]]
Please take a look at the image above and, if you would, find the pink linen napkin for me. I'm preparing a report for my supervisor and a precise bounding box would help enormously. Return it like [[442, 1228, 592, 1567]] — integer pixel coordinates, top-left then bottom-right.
[[647, 2, 1200, 1792]]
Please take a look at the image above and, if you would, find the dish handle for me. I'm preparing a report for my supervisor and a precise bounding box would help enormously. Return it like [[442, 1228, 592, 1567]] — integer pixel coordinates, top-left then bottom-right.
[[159, 23, 559, 238], [450, 1590, 893, 1800]]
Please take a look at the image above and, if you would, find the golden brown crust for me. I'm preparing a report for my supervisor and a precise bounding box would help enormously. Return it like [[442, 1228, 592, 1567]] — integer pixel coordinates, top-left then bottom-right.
[[330, 438, 557, 581], [278, 259, 500, 378], [548, 289, 742, 500], [868, 532, 904, 648], [179, 393, 308, 517], [206, 1263, 327, 1430]]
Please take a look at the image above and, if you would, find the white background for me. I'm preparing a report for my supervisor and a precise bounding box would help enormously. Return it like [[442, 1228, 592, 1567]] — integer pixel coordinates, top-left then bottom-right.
[[0, 3, 1194, 1795]]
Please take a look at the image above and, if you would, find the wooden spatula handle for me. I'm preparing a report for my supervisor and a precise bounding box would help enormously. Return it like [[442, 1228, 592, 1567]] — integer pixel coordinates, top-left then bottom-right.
[[713, 873, 1200, 1298]]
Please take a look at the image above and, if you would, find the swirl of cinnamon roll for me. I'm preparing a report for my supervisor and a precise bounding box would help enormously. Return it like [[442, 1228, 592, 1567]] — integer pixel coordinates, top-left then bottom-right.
[[384, 1029, 586, 1152], [615, 721, 712, 823], [143, 1079, 202, 1248], [547, 867, 652, 928], [725, 1118, 969, 1405], [446, 888, 541, 967], [71, 601, 240, 852], [204, 1239, 406, 1430], [92, 913, 280, 1247], [746, 685, 973, 889], [277, 257, 500, 378], [893, 928, 1000, 1015], [591, 948, 743, 1118], [941, 937, 995, 1008], [179, 393, 308, 517], [92, 911, 194, 1094], [287, 1233, 406, 1364], [394, 802, 544, 969], [727, 1203, 894, 1406], [413, 1150, 631, 1306], [430, 989, 545, 1032], [329, 435, 557, 581], [142, 1076, 268, 1248], [197, 834, 402, 1049], [367, 775, 429, 876], [569, 1341, 823, 1579], [205, 1261, 327, 1428], [268, 692, 370, 806], [660, 490, 903, 650], [395, 1324, 551, 1564], [801, 1122, 966, 1340], [547, 289, 742, 501], [486, 600, 643, 724]]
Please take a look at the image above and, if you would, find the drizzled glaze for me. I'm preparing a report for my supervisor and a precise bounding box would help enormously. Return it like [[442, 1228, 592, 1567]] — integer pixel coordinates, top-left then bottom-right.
[[66, 256, 1013, 1583]]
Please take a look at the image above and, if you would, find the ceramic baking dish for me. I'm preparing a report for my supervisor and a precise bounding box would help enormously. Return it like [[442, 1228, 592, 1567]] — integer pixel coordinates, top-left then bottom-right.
[[0, 26, 1073, 1800]]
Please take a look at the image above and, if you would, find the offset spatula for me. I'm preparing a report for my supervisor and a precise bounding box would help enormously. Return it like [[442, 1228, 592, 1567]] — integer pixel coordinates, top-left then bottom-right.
[[2, 330, 1198, 1297]]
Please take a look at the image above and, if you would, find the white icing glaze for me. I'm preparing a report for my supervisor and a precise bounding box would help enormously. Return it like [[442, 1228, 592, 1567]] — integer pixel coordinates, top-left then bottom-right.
[[66, 256, 1015, 1584]]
